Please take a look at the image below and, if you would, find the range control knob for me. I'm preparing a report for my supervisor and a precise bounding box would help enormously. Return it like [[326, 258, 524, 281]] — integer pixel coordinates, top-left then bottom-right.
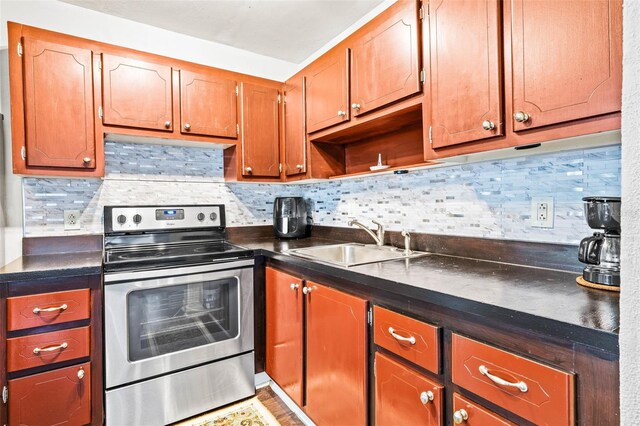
[[197, 213, 205, 221], [117, 215, 127, 225], [210, 212, 218, 221], [133, 214, 142, 224]]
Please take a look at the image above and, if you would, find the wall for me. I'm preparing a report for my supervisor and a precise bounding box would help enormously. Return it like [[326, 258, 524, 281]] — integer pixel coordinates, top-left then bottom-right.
[[620, 0, 640, 423], [23, 141, 621, 247]]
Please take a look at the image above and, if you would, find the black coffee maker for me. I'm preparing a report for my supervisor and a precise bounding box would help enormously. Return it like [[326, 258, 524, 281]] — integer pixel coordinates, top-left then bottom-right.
[[578, 197, 621, 286], [273, 197, 311, 239]]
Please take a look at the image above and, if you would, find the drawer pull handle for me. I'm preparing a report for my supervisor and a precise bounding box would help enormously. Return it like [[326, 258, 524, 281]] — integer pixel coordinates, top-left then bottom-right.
[[290, 283, 299, 291], [33, 342, 68, 355], [479, 365, 528, 392], [453, 409, 469, 424], [77, 368, 85, 380], [420, 390, 434, 404], [33, 303, 68, 314], [388, 327, 416, 345]]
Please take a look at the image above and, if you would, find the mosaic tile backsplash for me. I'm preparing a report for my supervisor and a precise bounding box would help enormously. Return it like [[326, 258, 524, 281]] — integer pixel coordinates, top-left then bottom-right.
[[23, 141, 621, 244]]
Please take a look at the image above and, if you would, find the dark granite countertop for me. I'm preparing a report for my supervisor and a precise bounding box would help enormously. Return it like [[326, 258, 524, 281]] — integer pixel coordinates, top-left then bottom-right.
[[230, 235, 620, 353], [0, 251, 103, 283]]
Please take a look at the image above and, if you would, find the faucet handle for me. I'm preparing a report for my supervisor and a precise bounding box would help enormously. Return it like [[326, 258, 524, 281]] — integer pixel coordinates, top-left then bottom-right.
[[372, 220, 384, 230], [401, 230, 410, 237]]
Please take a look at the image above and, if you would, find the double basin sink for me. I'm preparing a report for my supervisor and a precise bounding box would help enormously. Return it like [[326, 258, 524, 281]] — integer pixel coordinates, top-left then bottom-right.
[[286, 243, 428, 267]]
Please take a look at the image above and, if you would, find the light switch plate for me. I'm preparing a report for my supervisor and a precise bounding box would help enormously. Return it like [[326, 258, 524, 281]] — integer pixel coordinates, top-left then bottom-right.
[[531, 197, 554, 228], [64, 210, 81, 230]]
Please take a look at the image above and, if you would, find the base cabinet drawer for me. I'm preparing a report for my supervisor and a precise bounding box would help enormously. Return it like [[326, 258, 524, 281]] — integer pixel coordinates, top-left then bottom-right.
[[7, 289, 90, 331], [374, 352, 443, 426], [7, 326, 90, 372], [8, 362, 91, 426], [453, 393, 514, 426], [452, 334, 574, 425]]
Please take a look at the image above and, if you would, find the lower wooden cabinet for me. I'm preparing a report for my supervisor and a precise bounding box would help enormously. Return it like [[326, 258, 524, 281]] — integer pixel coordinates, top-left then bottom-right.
[[8, 362, 91, 426], [452, 393, 514, 426], [374, 352, 443, 426]]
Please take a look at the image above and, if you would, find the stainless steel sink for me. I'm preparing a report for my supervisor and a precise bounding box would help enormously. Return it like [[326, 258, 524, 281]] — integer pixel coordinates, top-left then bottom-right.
[[286, 243, 428, 267]]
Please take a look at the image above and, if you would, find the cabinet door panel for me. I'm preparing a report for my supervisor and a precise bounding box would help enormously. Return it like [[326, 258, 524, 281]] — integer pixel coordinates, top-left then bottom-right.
[[241, 83, 280, 177], [305, 282, 367, 425], [265, 268, 303, 405], [351, 0, 420, 116], [22, 37, 96, 169], [510, 0, 622, 130], [375, 352, 443, 426], [180, 70, 237, 138], [284, 77, 306, 175], [306, 48, 350, 133], [430, 0, 503, 148], [9, 362, 91, 426], [102, 54, 173, 131]]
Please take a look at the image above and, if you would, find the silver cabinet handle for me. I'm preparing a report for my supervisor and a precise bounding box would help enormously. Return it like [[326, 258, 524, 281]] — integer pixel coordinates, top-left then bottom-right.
[[453, 409, 469, 424], [184, 123, 191, 130], [33, 342, 68, 355], [296, 164, 304, 169], [302, 286, 313, 295], [514, 111, 530, 123], [482, 120, 495, 130], [164, 121, 171, 129], [33, 303, 68, 314], [77, 368, 85, 380], [82, 157, 92, 164], [388, 327, 416, 345], [245, 167, 252, 173], [420, 391, 434, 404], [479, 365, 528, 392], [338, 110, 346, 117], [351, 103, 361, 110], [290, 283, 299, 291]]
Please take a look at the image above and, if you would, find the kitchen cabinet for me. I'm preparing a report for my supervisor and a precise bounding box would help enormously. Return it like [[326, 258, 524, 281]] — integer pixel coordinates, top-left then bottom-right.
[[510, 0, 622, 131], [101, 53, 173, 131], [427, 0, 503, 148], [265, 267, 303, 405], [240, 82, 281, 177], [283, 75, 307, 176], [8, 26, 101, 175], [180, 69, 238, 138], [452, 393, 515, 426]]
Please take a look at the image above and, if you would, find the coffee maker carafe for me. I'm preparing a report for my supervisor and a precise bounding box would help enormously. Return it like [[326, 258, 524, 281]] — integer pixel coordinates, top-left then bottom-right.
[[578, 197, 621, 286]]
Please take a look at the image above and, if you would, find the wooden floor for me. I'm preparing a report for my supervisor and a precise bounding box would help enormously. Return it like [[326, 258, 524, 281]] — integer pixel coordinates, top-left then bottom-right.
[[256, 386, 306, 426]]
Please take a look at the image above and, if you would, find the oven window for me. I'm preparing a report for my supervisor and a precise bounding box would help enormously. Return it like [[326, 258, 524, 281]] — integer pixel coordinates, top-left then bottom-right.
[[127, 278, 239, 361]]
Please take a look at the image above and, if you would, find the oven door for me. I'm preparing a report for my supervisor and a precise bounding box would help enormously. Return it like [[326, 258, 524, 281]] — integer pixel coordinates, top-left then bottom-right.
[[104, 261, 254, 388]]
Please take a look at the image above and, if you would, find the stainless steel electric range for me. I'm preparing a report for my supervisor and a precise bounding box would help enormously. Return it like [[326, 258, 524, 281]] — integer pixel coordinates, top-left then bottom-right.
[[103, 205, 255, 426]]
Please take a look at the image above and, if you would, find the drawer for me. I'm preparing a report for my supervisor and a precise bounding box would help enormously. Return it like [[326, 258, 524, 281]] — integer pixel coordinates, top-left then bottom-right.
[[453, 393, 514, 426], [7, 326, 90, 372], [9, 362, 91, 426], [7, 289, 90, 331], [452, 334, 574, 425], [374, 352, 443, 426], [373, 306, 439, 373]]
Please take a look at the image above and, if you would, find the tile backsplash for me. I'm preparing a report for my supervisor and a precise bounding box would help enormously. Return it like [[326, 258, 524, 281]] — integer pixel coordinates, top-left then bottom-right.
[[23, 141, 621, 244]]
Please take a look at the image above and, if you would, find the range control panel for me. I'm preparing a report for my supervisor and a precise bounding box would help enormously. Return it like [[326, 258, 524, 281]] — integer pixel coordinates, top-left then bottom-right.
[[105, 205, 224, 232]]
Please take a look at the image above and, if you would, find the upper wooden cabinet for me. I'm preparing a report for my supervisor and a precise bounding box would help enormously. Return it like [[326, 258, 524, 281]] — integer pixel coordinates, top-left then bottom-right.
[[509, 0, 622, 131], [351, 0, 421, 116], [428, 0, 503, 148], [101, 54, 173, 131], [180, 70, 238, 138], [240, 82, 281, 177], [283, 76, 306, 176], [305, 48, 350, 133]]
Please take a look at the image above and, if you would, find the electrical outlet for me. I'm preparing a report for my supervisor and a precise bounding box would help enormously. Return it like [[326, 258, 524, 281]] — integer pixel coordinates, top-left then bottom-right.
[[64, 210, 81, 230], [531, 197, 554, 228]]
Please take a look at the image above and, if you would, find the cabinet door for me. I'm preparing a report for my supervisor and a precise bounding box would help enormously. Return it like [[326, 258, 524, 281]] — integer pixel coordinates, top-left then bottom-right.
[[22, 37, 96, 169], [9, 362, 91, 426], [265, 267, 304, 405], [102, 54, 173, 131], [510, 0, 622, 131], [283, 76, 306, 175], [351, 0, 421, 116], [306, 48, 350, 133], [375, 352, 443, 426], [240, 82, 280, 177], [429, 0, 503, 148], [180, 70, 237, 138], [305, 282, 367, 425]]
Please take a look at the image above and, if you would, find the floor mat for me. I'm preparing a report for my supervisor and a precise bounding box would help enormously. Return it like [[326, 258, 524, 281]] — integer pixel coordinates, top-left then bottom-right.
[[176, 397, 282, 426]]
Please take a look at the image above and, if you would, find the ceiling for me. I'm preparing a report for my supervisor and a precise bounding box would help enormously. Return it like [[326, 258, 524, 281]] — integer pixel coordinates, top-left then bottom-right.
[[59, 0, 385, 63]]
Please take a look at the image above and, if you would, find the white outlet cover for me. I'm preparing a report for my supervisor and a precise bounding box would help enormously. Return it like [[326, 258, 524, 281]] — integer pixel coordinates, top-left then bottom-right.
[[64, 210, 81, 230], [531, 197, 554, 228]]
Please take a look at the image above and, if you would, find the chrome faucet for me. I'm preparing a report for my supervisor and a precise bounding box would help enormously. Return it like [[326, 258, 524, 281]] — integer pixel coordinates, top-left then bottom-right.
[[348, 219, 385, 246], [401, 230, 411, 255]]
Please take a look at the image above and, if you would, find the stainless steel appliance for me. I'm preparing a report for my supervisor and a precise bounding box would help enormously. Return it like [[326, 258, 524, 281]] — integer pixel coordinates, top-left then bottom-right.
[[103, 205, 255, 426], [273, 197, 310, 238], [578, 197, 621, 286]]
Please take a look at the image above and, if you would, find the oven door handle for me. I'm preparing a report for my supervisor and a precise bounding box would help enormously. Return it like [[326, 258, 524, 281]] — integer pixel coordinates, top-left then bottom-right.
[[104, 259, 255, 283]]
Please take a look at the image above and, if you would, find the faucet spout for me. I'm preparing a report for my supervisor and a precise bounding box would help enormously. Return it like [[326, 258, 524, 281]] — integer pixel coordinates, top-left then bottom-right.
[[349, 220, 384, 246]]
